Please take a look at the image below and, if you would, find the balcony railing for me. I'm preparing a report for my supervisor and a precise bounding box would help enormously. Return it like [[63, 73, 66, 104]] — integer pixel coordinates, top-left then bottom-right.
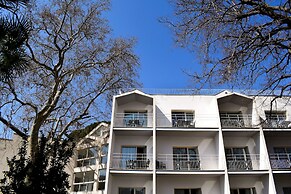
[[156, 114, 195, 128], [114, 113, 153, 128], [226, 154, 260, 171], [111, 153, 153, 170], [269, 154, 291, 169], [220, 113, 253, 128], [156, 154, 219, 171], [262, 119, 291, 129]]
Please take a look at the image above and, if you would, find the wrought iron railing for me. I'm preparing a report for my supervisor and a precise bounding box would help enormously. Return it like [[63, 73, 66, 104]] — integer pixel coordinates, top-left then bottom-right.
[[156, 114, 195, 128], [156, 114, 218, 128], [226, 154, 260, 171], [114, 113, 153, 128], [156, 154, 220, 171], [269, 153, 291, 169], [262, 119, 291, 129], [111, 153, 152, 170], [220, 113, 253, 128]]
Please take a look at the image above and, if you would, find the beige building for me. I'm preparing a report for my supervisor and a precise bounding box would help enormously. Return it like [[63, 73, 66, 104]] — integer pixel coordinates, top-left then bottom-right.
[[0, 134, 22, 181], [69, 122, 109, 194], [0, 122, 110, 194]]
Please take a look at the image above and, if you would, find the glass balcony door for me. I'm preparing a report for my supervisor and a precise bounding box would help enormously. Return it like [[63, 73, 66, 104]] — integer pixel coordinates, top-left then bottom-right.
[[121, 146, 148, 169], [172, 111, 194, 127], [175, 188, 202, 194], [270, 147, 291, 169], [264, 111, 289, 128], [124, 112, 147, 127], [173, 147, 200, 170], [225, 147, 252, 170], [119, 187, 145, 194], [230, 188, 257, 194]]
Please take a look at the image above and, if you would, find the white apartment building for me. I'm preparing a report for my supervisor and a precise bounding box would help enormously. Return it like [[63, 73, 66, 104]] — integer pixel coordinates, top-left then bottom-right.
[[105, 89, 291, 194]]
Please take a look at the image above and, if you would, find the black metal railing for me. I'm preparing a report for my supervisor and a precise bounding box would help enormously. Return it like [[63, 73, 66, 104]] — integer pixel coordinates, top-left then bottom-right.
[[220, 113, 252, 128], [269, 154, 291, 169]]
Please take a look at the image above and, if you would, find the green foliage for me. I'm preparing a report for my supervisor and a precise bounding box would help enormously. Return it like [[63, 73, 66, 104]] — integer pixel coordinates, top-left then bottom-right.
[[0, 0, 30, 82], [0, 136, 75, 194]]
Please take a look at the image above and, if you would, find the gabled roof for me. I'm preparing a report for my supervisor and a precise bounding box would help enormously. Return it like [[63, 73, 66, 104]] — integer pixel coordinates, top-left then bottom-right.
[[115, 89, 153, 105], [77, 122, 109, 146], [216, 90, 253, 105], [216, 90, 252, 99]]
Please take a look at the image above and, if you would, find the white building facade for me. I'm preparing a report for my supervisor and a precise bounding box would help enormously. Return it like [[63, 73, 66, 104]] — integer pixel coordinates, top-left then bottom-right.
[[105, 90, 291, 194]]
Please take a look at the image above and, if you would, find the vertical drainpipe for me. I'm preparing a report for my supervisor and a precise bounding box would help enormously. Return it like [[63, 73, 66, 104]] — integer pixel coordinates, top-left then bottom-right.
[[152, 96, 156, 194], [104, 96, 116, 194]]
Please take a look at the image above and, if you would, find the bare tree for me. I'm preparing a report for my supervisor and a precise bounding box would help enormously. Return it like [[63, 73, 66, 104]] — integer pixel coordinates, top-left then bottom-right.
[[166, 0, 291, 96], [0, 0, 139, 163]]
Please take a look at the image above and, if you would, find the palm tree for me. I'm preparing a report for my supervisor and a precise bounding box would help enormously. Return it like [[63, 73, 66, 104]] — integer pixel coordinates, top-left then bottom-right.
[[0, 0, 30, 82]]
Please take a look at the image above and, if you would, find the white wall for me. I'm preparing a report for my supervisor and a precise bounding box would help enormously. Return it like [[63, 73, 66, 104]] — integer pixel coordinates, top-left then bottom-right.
[[155, 95, 219, 128], [265, 134, 291, 154], [156, 175, 223, 194], [157, 132, 219, 170], [229, 175, 269, 194], [223, 134, 258, 155], [111, 174, 153, 194], [113, 135, 153, 155], [255, 97, 291, 120], [115, 101, 154, 127]]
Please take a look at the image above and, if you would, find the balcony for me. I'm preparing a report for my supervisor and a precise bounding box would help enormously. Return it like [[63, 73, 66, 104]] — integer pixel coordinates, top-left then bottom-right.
[[157, 114, 195, 128], [111, 153, 153, 170], [226, 154, 260, 171], [156, 154, 220, 171], [262, 119, 291, 129], [114, 113, 153, 128], [220, 113, 253, 128], [269, 154, 291, 170]]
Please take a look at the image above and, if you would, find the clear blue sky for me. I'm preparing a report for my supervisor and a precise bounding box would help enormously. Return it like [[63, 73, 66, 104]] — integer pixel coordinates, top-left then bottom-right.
[[107, 0, 199, 89]]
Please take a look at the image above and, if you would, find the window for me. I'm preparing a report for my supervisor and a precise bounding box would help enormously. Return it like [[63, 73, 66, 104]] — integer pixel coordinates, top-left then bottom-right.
[[265, 111, 286, 121], [283, 187, 291, 194], [98, 182, 105, 190], [174, 188, 202, 194], [101, 144, 108, 155], [97, 169, 106, 190], [98, 169, 106, 181], [124, 111, 147, 127], [73, 171, 95, 192], [121, 146, 148, 169], [172, 111, 194, 127], [274, 147, 291, 159], [264, 111, 288, 128], [271, 147, 291, 169], [173, 147, 200, 170], [76, 147, 98, 167], [101, 144, 108, 165], [119, 187, 145, 194], [225, 147, 252, 170], [230, 188, 256, 194]]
